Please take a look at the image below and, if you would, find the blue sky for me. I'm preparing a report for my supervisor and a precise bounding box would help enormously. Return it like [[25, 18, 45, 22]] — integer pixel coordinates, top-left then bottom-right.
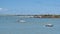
[[0, 0, 60, 15]]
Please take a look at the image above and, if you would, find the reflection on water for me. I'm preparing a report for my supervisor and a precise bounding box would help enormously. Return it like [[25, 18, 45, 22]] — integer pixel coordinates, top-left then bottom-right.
[[0, 16, 60, 34]]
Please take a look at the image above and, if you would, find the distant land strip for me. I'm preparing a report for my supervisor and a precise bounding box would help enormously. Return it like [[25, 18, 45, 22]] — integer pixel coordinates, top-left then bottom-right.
[[0, 14, 60, 18]]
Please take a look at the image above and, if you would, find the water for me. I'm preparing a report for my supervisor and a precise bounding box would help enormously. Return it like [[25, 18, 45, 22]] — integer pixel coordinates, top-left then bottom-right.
[[0, 16, 60, 34]]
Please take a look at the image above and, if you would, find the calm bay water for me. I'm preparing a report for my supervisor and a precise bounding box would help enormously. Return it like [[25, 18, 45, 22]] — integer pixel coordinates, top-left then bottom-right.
[[0, 16, 60, 34]]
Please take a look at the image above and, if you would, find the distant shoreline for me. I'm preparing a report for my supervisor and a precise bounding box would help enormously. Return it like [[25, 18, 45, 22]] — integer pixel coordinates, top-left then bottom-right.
[[0, 14, 60, 18]]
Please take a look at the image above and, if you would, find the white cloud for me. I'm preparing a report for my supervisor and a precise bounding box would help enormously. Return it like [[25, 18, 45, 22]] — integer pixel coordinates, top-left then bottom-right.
[[0, 8, 8, 11], [0, 8, 3, 11]]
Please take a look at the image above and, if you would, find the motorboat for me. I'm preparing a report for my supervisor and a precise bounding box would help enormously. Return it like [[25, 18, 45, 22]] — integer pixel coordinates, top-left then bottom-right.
[[20, 20, 25, 22], [17, 19, 26, 23], [45, 24, 53, 27]]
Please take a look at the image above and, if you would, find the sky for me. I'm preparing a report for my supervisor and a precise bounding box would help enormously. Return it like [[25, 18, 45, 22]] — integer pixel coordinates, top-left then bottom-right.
[[0, 0, 60, 15]]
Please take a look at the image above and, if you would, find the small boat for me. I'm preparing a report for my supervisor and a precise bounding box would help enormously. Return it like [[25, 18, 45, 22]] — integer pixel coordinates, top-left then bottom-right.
[[17, 20, 25, 23], [19, 20, 26, 23], [45, 24, 53, 27]]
